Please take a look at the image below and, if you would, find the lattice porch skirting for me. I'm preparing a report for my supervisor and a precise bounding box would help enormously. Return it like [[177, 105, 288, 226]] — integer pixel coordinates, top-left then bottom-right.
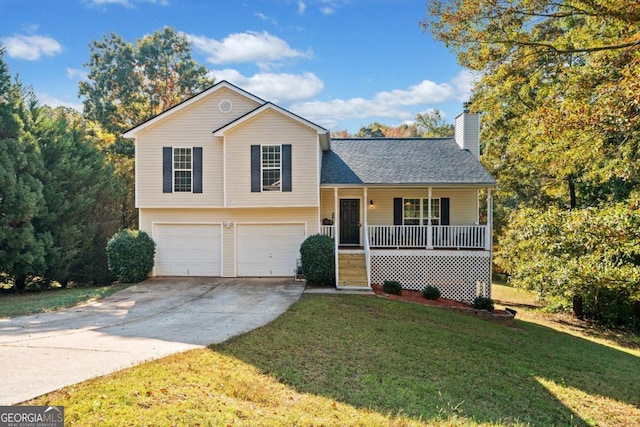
[[370, 249, 491, 302]]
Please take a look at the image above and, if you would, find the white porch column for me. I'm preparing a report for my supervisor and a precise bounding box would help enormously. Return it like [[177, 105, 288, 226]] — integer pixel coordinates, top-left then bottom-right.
[[363, 186, 368, 231], [427, 187, 433, 249], [486, 188, 493, 251], [334, 187, 340, 287]]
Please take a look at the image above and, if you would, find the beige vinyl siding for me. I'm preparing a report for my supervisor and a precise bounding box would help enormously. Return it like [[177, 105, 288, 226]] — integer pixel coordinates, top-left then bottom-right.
[[320, 187, 479, 226], [224, 109, 320, 207], [139, 207, 318, 277], [135, 88, 261, 208], [320, 188, 336, 223]]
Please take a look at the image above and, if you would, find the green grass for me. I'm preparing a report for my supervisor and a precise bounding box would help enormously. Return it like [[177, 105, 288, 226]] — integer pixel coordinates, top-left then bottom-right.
[[492, 283, 543, 308], [0, 284, 127, 318], [28, 294, 640, 426]]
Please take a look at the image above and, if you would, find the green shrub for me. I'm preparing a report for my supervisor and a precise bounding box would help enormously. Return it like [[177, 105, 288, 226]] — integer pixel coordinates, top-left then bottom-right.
[[300, 234, 335, 287], [473, 296, 494, 312], [422, 285, 441, 300], [382, 280, 402, 295], [106, 229, 155, 283], [496, 204, 640, 329]]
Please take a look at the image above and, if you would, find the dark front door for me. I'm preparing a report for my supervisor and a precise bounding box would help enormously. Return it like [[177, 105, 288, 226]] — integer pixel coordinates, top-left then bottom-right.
[[340, 199, 360, 245]]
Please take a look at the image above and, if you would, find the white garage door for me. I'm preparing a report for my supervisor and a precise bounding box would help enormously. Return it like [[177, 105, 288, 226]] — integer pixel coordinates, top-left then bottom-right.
[[154, 224, 221, 276], [237, 224, 306, 276]]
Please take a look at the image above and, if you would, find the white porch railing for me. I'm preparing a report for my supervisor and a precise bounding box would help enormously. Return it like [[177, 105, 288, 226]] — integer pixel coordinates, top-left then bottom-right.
[[367, 225, 487, 250], [320, 225, 335, 239]]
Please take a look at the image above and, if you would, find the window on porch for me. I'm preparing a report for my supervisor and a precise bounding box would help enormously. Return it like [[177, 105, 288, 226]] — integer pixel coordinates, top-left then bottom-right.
[[403, 198, 440, 225]]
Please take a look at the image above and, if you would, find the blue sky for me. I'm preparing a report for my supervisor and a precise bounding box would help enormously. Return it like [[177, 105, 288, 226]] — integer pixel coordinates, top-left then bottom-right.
[[0, 0, 474, 133]]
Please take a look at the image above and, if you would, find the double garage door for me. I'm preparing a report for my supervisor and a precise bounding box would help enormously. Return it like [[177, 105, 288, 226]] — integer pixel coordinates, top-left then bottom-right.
[[154, 223, 305, 277]]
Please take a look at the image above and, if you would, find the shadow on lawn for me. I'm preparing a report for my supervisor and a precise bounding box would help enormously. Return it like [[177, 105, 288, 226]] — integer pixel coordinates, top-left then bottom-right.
[[212, 295, 640, 426]]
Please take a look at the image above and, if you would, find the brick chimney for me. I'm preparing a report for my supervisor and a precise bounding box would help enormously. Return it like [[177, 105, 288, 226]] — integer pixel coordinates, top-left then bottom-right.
[[455, 102, 480, 158]]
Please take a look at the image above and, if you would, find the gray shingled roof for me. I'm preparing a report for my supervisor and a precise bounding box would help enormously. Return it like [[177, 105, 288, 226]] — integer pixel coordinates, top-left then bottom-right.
[[321, 138, 496, 186]]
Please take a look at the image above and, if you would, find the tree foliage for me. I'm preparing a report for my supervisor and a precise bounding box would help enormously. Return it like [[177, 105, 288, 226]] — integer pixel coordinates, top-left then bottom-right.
[[79, 27, 214, 228], [31, 106, 119, 285], [0, 49, 118, 291], [334, 110, 454, 138], [0, 52, 47, 292], [497, 204, 640, 327], [80, 26, 213, 135], [414, 109, 454, 138], [423, 1, 640, 325], [423, 0, 640, 211]]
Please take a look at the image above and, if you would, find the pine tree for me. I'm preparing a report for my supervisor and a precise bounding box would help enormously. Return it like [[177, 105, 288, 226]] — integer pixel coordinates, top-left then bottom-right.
[[0, 50, 47, 292]]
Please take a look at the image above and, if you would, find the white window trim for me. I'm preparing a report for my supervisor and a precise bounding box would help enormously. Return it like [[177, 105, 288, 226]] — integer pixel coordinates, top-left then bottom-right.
[[261, 144, 282, 192], [173, 147, 193, 193], [402, 197, 440, 225]]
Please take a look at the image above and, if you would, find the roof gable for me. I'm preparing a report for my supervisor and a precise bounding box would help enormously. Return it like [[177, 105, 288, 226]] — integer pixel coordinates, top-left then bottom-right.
[[212, 102, 330, 150], [321, 138, 496, 186], [122, 80, 265, 138]]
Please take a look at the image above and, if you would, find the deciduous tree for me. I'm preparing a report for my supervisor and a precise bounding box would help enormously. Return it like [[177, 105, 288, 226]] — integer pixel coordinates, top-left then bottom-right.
[[422, 0, 640, 210], [415, 109, 453, 138], [422, 0, 640, 324], [80, 27, 214, 228]]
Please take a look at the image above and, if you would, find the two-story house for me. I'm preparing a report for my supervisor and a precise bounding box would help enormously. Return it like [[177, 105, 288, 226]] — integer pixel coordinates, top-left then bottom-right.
[[123, 80, 496, 302]]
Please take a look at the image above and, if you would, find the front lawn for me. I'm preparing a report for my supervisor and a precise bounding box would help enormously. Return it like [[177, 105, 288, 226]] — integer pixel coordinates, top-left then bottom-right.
[[29, 294, 640, 426], [0, 284, 127, 318]]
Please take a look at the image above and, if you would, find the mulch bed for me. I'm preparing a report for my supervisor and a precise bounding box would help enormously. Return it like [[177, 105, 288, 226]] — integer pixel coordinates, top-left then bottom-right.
[[371, 284, 471, 308], [370, 284, 512, 320]]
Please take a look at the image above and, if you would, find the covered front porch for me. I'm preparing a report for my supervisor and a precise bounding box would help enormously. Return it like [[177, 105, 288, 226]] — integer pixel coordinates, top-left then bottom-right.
[[319, 186, 494, 301]]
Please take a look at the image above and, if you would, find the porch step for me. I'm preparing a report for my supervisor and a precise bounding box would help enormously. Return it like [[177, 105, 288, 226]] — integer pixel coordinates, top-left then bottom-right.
[[338, 253, 369, 288]]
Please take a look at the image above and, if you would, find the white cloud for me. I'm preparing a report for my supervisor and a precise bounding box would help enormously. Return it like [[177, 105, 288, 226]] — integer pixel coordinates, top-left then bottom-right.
[[297, 1, 307, 14], [374, 80, 453, 106], [38, 93, 83, 111], [319, 0, 339, 15], [3, 34, 63, 60], [208, 69, 324, 103], [320, 6, 334, 15], [187, 31, 312, 68], [66, 68, 88, 80], [254, 12, 277, 26], [85, 0, 168, 7], [203, 69, 472, 131], [289, 79, 456, 129], [451, 69, 479, 101], [87, 0, 130, 6]]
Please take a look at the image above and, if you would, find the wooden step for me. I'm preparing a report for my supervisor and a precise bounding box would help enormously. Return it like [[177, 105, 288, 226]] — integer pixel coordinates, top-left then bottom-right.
[[338, 253, 368, 287], [339, 254, 366, 265]]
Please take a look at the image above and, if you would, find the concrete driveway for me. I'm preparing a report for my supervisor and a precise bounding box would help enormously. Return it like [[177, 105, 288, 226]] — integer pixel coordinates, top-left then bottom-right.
[[0, 277, 304, 405]]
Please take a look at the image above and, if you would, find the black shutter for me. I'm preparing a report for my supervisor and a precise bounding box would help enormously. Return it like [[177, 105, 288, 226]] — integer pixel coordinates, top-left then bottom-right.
[[440, 197, 450, 225], [193, 147, 202, 193], [282, 144, 292, 192], [393, 198, 403, 225], [163, 147, 172, 193], [251, 145, 260, 192]]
